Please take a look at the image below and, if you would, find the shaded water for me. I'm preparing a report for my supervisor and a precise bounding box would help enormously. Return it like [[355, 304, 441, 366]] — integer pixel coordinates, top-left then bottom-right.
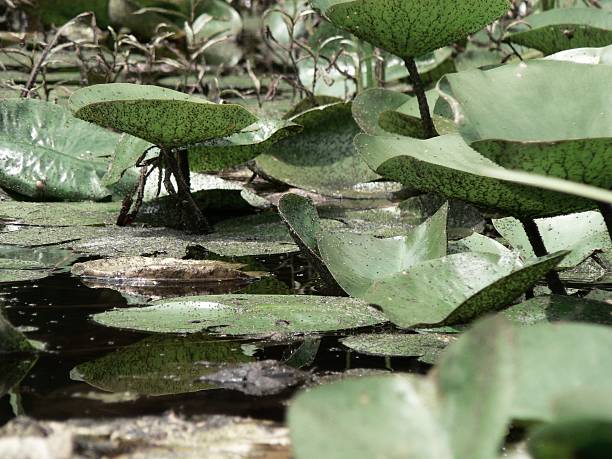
[[0, 253, 427, 426]]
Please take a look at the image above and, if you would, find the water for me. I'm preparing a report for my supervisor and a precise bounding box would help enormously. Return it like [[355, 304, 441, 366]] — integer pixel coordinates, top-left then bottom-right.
[[0, 254, 427, 426]]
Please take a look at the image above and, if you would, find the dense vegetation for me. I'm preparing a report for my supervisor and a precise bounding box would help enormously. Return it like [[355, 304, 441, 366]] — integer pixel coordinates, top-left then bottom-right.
[[0, 1, 611, 458]]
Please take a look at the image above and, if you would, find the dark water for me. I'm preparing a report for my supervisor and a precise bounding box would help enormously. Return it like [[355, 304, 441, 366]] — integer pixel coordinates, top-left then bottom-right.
[[0, 253, 427, 426]]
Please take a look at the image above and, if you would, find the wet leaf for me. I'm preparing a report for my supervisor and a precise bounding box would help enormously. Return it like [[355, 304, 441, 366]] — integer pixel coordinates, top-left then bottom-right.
[[439, 60, 612, 190], [0, 99, 125, 201], [0, 312, 34, 353], [93, 294, 387, 336], [255, 101, 380, 198], [70, 83, 257, 148], [505, 8, 612, 55], [357, 133, 611, 217], [341, 333, 456, 364], [71, 334, 252, 396], [493, 211, 611, 269], [364, 251, 567, 328], [318, 204, 448, 298], [310, 0, 509, 58]]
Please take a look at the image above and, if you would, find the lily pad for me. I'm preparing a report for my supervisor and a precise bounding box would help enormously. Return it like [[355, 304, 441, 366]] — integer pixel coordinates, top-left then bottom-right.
[[93, 294, 387, 336], [357, 133, 611, 217], [0, 99, 126, 201], [438, 60, 612, 190], [352, 88, 411, 136], [255, 101, 380, 198], [0, 312, 34, 353], [71, 334, 253, 396], [310, 0, 509, 58], [505, 8, 612, 55], [545, 43, 612, 64], [493, 211, 611, 269], [189, 120, 302, 173], [70, 83, 257, 148], [0, 201, 120, 226], [341, 333, 456, 364], [318, 204, 448, 298], [364, 251, 567, 328]]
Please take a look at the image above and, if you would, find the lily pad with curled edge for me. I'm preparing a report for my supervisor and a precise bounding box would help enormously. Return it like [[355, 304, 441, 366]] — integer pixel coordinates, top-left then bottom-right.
[[545, 43, 612, 64], [341, 333, 457, 364], [0, 99, 127, 201], [505, 8, 612, 55], [93, 294, 387, 336], [255, 101, 380, 198], [70, 83, 257, 148], [309, 0, 509, 58], [493, 211, 611, 269], [356, 133, 612, 218], [188, 119, 302, 173], [317, 203, 448, 298], [438, 60, 612, 190], [363, 250, 567, 329], [70, 334, 252, 396]]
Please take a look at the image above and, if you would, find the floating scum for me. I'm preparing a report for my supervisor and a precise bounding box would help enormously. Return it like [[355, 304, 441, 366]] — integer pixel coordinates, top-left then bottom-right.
[[69, 83, 262, 232], [310, 0, 511, 137]]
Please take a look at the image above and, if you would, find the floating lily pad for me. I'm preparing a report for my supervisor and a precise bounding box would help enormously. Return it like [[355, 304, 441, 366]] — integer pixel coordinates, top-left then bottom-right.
[[0, 312, 34, 353], [0, 201, 120, 226], [357, 133, 611, 217], [70, 83, 257, 148], [310, 0, 509, 58], [341, 333, 456, 364], [318, 204, 448, 298], [439, 60, 612, 190], [189, 119, 302, 173], [364, 251, 567, 328], [93, 294, 387, 336], [504, 295, 612, 327], [505, 8, 612, 55], [255, 101, 379, 198], [0, 99, 126, 201], [71, 334, 252, 396], [494, 211, 611, 269], [71, 257, 258, 285]]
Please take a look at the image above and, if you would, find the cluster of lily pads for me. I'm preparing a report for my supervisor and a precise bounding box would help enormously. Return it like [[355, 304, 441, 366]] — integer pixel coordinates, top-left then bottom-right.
[[1, 0, 612, 458]]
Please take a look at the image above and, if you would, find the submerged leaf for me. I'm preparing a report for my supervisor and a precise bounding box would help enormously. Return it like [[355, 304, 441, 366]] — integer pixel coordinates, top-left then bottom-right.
[[93, 294, 387, 336]]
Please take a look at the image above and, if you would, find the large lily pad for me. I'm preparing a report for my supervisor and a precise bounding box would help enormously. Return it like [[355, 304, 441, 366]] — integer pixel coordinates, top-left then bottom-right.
[[71, 335, 252, 396], [189, 120, 302, 173], [357, 133, 612, 217], [505, 8, 612, 55], [0, 99, 126, 201], [70, 83, 257, 148], [318, 204, 448, 297], [438, 60, 612, 190], [493, 211, 611, 269], [0, 201, 120, 226], [364, 251, 567, 328], [255, 101, 380, 198], [310, 0, 509, 58], [93, 294, 387, 336]]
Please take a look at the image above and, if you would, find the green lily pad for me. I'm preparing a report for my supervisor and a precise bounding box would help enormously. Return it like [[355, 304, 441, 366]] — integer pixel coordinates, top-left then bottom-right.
[[0, 99, 126, 201], [439, 60, 612, 190], [0, 312, 34, 353], [102, 134, 157, 187], [318, 204, 448, 298], [545, 43, 612, 64], [255, 101, 380, 198], [505, 8, 612, 55], [310, 0, 509, 58], [341, 333, 456, 364], [189, 120, 302, 173], [71, 334, 252, 396], [493, 211, 611, 269], [0, 201, 120, 226], [364, 251, 567, 328], [70, 83, 257, 148], [352, 88, 411, 136], [289, 374, 450, 459], [93, 294, 387, 336], [0, 356, 37, 400], [504, 295, 612, 327], [357, 133, 612, 217]]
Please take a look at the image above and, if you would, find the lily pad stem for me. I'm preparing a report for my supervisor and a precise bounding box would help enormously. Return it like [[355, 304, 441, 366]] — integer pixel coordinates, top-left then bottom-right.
[[404, 56, 438, 138], [162, 149, 210, 234], [519, 218, 566, 295], [598, 202, 612, 241]]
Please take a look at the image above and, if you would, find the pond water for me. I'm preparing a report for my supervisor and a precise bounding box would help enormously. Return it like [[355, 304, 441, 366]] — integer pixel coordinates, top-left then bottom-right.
[[0, 253, 427, 426]]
